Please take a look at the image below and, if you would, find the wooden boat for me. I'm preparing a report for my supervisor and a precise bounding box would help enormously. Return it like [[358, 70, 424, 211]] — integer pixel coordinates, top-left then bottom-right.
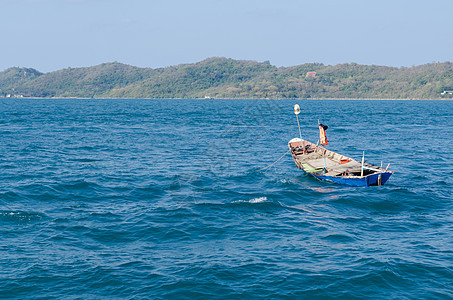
[[289, 105, 393, 187]]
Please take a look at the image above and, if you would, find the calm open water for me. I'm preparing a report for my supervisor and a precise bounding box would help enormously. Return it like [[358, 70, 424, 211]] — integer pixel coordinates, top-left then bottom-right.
[[0, 99, 452, 299]]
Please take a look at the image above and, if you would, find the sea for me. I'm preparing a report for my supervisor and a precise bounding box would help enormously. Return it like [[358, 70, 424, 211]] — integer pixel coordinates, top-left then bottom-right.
[[0, 98, 452, 299]]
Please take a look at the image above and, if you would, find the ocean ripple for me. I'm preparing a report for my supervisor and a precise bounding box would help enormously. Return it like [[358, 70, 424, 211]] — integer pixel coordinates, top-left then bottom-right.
[[0, 99, 452, 298]]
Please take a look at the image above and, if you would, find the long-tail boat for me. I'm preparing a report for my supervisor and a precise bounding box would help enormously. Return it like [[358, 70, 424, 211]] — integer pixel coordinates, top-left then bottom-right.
[[288, 104, 393, 187]]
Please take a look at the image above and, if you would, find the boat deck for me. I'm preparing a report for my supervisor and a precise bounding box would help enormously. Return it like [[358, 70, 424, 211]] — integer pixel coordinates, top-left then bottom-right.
[[289, 138, 383, 178]]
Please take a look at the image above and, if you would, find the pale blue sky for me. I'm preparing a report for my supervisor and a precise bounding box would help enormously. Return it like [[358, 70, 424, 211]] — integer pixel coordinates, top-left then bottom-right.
[[2, 0, 453, 72]]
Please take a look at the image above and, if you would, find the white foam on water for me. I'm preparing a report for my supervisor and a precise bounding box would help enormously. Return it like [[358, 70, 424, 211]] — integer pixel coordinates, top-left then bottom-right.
[[249, 196, 268, 203], [232, 196, 268, 204]]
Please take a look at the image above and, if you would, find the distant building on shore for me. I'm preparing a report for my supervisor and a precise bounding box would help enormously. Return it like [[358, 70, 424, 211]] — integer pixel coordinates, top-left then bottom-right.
[[306, 72, 316, 78]]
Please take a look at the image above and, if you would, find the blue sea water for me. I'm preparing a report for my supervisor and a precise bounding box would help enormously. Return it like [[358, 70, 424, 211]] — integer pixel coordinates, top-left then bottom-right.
[[0, 98, 452, 299]]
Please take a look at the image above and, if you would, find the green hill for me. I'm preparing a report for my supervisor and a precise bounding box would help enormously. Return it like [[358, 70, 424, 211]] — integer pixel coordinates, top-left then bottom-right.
[[1, 58, 453, 99], [0, 67, 42, 95]]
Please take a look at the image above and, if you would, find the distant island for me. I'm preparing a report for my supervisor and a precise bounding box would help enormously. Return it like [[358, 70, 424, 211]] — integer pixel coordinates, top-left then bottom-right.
[[1, 57, 452, 99]]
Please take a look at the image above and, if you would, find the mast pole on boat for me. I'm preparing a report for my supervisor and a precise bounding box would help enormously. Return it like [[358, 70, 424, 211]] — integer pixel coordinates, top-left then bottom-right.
[[294, 104, 302, 141], [317, 119, 320, 145], [361, 151, 365, 177]]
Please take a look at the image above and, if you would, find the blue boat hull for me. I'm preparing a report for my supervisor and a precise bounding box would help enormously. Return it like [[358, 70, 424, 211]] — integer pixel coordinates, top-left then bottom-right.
[[311, 171, 393, 187]]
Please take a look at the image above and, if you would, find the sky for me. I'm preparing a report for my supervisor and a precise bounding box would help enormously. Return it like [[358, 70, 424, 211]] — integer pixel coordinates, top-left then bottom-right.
[[1, 0, 453, 72]]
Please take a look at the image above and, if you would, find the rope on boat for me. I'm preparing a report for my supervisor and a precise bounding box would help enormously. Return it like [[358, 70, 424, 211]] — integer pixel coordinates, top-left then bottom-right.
[[256, 149, 291, 172]]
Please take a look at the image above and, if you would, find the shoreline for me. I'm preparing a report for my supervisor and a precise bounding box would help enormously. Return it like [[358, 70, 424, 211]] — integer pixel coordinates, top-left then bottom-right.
[[1, 97, 451, 101]]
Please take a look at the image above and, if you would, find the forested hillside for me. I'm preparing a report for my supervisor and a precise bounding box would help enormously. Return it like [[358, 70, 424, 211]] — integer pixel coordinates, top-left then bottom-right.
[[1, 57, 452, 99]]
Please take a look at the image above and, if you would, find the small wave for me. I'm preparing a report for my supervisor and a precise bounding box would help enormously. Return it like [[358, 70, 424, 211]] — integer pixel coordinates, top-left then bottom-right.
[[233, 196, 268, 204], [249, 196, 268, 203], [57, 180, 101, 191], [0, 210, 46, 223], [70, 158, 101, 162], [322, 233, 356, 243], [278, 202, 315, 214]]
